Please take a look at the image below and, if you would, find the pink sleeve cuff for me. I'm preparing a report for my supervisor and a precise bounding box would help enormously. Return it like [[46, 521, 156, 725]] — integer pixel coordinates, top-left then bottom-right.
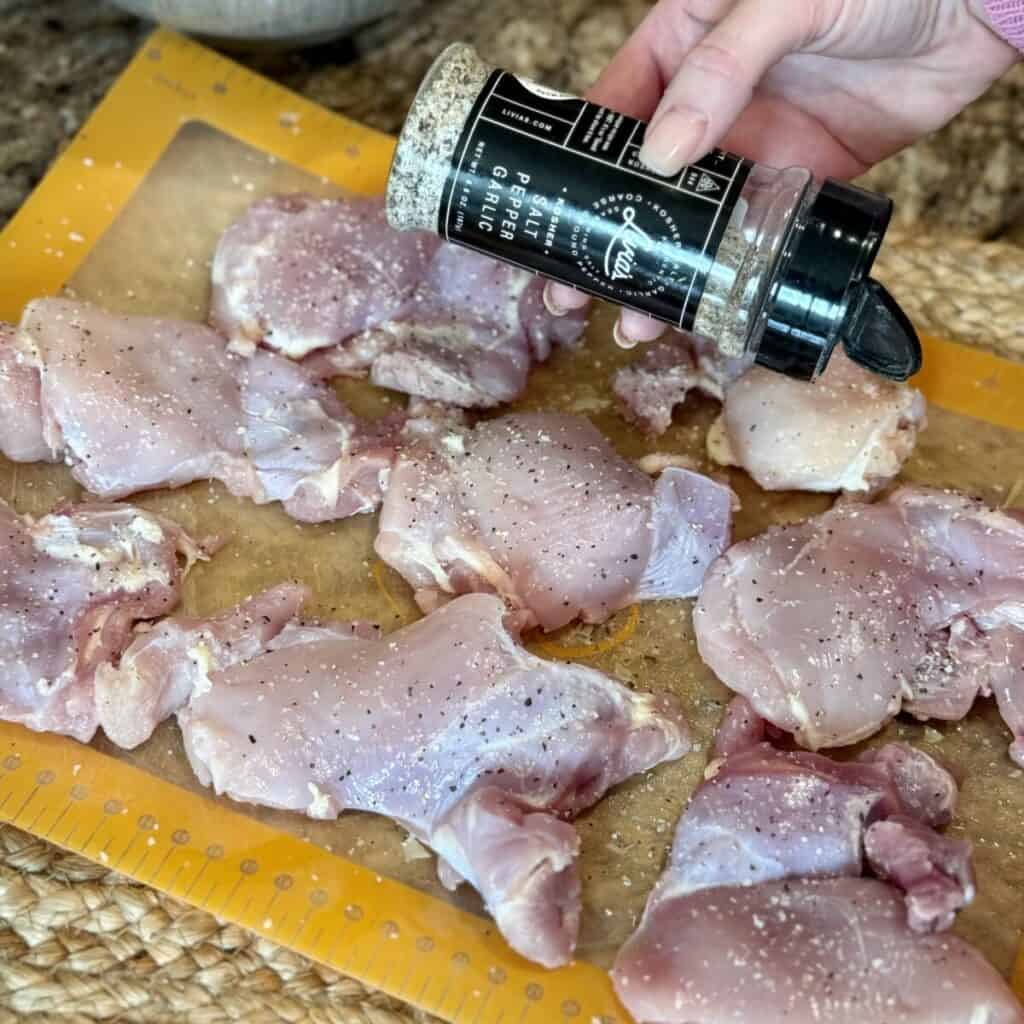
[[985, 0, 1024, 50]]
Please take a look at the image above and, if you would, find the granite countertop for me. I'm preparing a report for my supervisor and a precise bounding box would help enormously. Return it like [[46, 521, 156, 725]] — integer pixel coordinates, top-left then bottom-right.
[[2, 0, 1023, 241]]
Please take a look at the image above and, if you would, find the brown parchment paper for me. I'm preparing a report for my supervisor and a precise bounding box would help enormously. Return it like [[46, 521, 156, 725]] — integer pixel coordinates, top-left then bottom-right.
[[2, 120, 1022, 975]]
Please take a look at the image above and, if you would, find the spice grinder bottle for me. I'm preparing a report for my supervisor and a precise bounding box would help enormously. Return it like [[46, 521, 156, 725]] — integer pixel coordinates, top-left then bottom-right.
[[386, 43, 921, 383]]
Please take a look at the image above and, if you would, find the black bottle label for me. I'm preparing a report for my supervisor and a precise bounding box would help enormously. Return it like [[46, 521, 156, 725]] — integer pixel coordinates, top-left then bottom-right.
[[439, 70, 752, 331]]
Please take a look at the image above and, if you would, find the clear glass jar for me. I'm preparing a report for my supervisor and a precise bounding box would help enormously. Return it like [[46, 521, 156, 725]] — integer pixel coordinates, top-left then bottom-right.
[[691, 166, 813, 358]]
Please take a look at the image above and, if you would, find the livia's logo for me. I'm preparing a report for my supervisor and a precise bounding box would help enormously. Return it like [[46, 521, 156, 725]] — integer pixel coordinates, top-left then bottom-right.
[[575, 192, 682, 304], [604, 207, 652, 283]]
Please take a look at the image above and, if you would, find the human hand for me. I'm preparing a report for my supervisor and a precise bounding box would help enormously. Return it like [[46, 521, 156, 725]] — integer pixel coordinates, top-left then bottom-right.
[[545, 0, 1019, 347]]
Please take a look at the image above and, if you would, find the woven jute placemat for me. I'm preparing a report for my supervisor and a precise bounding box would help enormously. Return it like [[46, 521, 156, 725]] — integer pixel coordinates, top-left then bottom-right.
[[0, 231, 1021, 1023], [877, 229, 1024, 359], [0, 826, 442, 1024]]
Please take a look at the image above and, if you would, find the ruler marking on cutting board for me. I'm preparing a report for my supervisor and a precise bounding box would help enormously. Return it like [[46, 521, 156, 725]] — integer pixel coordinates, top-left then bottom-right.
[[0, 25, 1022, 1024]]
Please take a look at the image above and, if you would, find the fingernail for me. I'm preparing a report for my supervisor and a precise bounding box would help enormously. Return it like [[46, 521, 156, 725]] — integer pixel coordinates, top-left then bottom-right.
[[619, 309, 666, 346], [544, 281, 589, 316], [613, 320, 639, 350], [543, 282, 568, 316], [640, 106, 709, 177]]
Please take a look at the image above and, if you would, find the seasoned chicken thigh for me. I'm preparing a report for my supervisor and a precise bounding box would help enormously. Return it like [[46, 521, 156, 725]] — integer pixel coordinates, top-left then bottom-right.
[[12, 299, 398, 521], [695, 487, 1024, 759], [0, 320, 54, 463], [102, 593, 690, 966], [614, 335, 925, 494], [211, 192, 438, 358], [616, 877, 1021, 1024], [211, 194, 586, 408], [612, 697, 1020, 1024], [707, 348, 927, 493], [613, 333, 749, 435], [376, 412, 733, 632], [0, 497, 202, 741], [95, 583, 308, 749]]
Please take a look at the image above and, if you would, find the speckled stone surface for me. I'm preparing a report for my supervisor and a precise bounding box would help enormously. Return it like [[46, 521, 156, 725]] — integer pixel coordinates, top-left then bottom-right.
[[1, 0, 1023, 240], [0, 1, 148, 224]]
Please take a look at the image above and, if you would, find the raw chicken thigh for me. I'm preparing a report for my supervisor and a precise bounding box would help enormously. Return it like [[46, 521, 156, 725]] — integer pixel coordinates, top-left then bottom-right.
[[0, 497, 202, 741], [210, 194, 586, 408], [612, 697, 1022, 1024], [238, 347, 399, 521], [614, 335, 925, 493], [694, 487, 1024, 760], [616, 877, 1021, 1024], [708, 348, 927, 493], [0, 320, 54, 463], [681, 699, 974, 934], [613, 333, 750, 436], [12, 299, 399, 521], [95, 583, 308, 749], [375, 412, 733, 631], [211, 192, 437, 358], [118, 593, 690, 967]]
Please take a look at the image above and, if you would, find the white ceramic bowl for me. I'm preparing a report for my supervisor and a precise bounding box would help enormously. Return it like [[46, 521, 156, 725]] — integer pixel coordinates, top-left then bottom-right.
[[109, 0, 406, 46]]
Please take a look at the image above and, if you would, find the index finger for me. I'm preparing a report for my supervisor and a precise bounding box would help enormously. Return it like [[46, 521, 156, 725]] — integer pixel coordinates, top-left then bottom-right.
[[584, 0, 722, 117]]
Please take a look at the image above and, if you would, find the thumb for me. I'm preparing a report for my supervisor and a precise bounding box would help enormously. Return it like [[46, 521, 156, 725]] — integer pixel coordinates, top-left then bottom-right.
[[638, 0, 816, 176]]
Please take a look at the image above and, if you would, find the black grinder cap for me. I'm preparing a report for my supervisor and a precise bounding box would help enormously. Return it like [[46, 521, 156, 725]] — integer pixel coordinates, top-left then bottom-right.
[[754, 178, 922, 382]]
